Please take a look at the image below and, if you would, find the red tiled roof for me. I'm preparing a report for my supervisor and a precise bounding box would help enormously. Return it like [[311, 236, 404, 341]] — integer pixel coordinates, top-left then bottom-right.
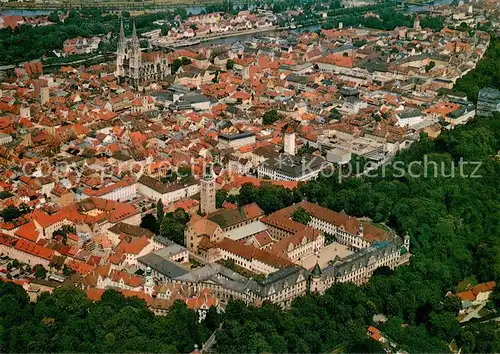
[[66, 259, 94, 275], [472, 281, 496, 295], [15, 238, 54, 261], [456, 290, 475, 301], [14, 221, 40, 242], [115, 235, 151, 256], [241, 203, 264, 219], [254, 231, 273, 247], [218, 238, 293, 268]]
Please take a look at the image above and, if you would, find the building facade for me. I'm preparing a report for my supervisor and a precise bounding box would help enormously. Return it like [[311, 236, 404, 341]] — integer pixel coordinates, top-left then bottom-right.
[[200, 170, 216, 214], [477, 87, 500, 117], [258, 154, 325, 182], [137, 175, 199, 205], [116, 20, 170, 88]]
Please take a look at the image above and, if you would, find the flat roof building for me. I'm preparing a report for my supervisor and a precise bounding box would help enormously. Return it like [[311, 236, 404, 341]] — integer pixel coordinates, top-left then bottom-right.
[[477, 87, 500, 117]]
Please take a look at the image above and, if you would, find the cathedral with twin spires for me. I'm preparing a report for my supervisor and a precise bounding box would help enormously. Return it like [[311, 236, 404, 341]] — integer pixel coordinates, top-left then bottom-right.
[[115, 20, 170, 88]]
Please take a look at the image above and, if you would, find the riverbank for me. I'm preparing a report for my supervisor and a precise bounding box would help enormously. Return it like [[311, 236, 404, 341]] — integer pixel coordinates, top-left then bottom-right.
[[406, 0, 433, 4], [156, 25, 286, 48]]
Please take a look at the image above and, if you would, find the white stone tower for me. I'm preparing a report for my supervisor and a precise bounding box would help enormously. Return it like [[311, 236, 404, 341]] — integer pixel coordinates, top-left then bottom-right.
[[404, 234, 410, 252], [144, 266, 155, 296], [200, 167, 216, 215], [284, 125, 296, 156]]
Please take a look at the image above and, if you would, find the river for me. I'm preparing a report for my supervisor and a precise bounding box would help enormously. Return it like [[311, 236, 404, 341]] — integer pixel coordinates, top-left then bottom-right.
[[1, 0, 453, 17], [183, 24, 322, 48], [0, 3, 258, 16], [192, 0, 456, 48], [1, 9, 52, 16], [0, 7, 206, 16], [406, 0, 455, 12]]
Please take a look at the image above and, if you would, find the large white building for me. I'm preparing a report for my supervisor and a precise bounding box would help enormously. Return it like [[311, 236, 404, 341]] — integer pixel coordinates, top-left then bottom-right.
[[218, 131, 256, 149], [137, 175, 199, 205], [396, 109, 425, 128], [262, 201, 411, 291], [258, 154, 325, 182], [81, 178, 137, 202]]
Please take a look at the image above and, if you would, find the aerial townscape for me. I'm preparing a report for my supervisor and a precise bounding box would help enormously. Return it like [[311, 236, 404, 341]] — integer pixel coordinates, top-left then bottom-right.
[[0, 0, 499, 352]]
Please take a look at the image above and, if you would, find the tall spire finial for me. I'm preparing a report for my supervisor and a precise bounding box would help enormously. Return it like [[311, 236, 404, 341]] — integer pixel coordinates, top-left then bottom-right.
[[119, 17, 125, 40], [132, 20, 138, 40]]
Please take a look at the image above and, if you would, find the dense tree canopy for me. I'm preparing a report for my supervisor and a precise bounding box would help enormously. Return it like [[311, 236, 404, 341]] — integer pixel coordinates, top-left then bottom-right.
[[0, 9, 186, 65], [140, 207, 190, 246], [0, 284, 212, 353], [0, 204, 30, 222], [214, 115, 500, 353], [453, 36, 500, 102], [237, 182, 301, 214], [262, 109, 280, 125]]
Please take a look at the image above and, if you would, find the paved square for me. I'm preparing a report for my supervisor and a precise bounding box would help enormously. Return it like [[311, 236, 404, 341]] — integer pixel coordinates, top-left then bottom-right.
[[299, 242, 353, 270]]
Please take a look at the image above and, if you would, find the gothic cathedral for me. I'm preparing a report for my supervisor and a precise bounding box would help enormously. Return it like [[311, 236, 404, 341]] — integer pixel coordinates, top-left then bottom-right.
[[115, 20, 170, 88]]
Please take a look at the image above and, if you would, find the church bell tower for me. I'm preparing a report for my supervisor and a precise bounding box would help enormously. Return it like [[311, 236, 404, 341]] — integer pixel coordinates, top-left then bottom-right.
[[200, 166, 216, 215]]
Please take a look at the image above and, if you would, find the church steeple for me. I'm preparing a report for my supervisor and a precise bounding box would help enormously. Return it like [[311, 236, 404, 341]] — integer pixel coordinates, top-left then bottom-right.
[[129, 20, 142, 87], [116, 18, 126, 79], [119, 18, 125, 41], [132, 20, 139, 46]]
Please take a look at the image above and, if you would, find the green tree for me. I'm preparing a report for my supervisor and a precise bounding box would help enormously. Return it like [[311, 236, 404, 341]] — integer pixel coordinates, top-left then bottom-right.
[[156, 199, 164, 225], [262, 109, 279, 125], [62, 265, 72, 276], [177, 165, 192, 178], [171, 58, 183, 74], [181, 57, 192, 65], [140, 213, 159, 234], [160, 209, 190, 246], [48, 11, 60, 23], [328, 108, 342, 122], [33, 265, 47, 279], [226, 59, 235, 70], [291, 207, 312, 225], [425, 60, 436, 72], [0, 206, 21, 222], [216, 190, 228, 209]]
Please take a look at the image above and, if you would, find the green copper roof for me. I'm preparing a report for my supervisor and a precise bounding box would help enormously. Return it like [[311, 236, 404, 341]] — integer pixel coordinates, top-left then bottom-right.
[[312, 263, 322, 277]]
